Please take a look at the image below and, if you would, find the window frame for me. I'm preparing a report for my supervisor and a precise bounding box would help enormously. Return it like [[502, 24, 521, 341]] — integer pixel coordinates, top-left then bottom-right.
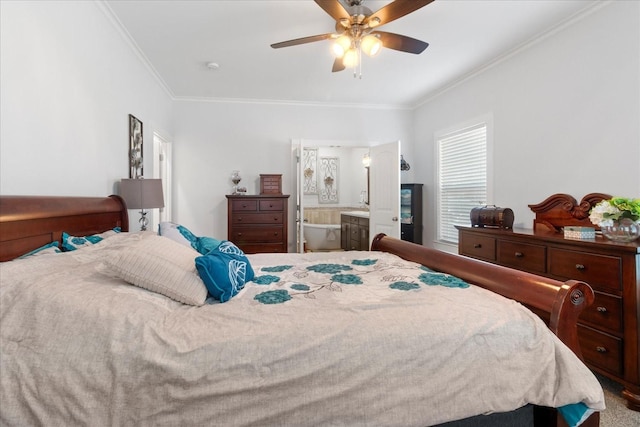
[[434, 115, 493, 249]]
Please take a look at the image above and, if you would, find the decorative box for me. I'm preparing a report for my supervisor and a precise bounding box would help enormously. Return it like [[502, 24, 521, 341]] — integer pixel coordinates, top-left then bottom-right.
[[260, 174, 282, 195], [563, 226, 596, 239]]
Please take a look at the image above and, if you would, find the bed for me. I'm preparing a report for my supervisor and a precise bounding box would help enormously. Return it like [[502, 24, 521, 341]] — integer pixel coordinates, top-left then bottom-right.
[[0, 195, 605, 426]]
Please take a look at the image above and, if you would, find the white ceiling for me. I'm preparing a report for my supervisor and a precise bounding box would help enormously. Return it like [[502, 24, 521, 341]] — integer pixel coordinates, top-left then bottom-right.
[[104, 0, 600, 108]]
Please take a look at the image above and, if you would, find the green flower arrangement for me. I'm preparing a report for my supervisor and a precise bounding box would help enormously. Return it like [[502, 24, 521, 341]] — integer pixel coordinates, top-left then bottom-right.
[[589, 197, 640, 227]]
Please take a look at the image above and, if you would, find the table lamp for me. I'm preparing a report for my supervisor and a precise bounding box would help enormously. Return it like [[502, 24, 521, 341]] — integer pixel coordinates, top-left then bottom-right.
[[120, 178, 165, 231]]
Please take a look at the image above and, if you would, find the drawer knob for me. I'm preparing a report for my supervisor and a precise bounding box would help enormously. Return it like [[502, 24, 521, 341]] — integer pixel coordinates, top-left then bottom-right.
[[514, 252, 524, 258], [273, 232, 279, 236], [237, 232, 242, 236], [596, 346, 608, 353], [237, 217, 243, 222], [596, 306, 608, 313], [273, 217, 278, 221], [473, 243, 482, 249], [575, 264, 585, 270]]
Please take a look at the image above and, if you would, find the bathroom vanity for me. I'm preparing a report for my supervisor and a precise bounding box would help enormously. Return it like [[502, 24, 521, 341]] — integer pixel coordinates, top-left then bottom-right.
[[341, 211, 369, 251]]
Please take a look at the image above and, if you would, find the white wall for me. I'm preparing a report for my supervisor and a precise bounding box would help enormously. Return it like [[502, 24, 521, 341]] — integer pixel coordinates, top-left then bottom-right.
[[172, 100, 412, 245], [0, 1, 173, 198], [413, 1, 640, 250]]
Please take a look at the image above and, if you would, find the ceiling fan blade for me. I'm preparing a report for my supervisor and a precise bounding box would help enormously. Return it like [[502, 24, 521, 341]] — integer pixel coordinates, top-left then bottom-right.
[[314, 0, 351, 22], [332, 57, 346, 72], [374, 31, 429, 54], [271, 33, 335, 49], [364, 0, 434, 28]]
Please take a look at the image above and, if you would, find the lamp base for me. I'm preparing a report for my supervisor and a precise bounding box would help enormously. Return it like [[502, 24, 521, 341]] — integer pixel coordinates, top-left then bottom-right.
[[139, 210, 149, 231]]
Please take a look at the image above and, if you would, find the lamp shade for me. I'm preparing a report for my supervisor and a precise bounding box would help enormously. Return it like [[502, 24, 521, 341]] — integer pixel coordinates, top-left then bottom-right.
[[120, 179, 164, 210]]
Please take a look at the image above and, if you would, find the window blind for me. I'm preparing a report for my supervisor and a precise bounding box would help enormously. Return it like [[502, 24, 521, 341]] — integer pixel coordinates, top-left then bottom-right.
[[437, 123, 487, 244]]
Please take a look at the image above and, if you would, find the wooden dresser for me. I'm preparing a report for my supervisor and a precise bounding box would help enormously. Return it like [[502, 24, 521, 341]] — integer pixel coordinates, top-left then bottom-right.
[[226, 194, 289, 254], [456, 193, 640, 410]]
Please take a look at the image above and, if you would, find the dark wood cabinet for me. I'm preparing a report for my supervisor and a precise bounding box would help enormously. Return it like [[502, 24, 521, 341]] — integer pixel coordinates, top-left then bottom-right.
[[400, 184, 423, 244], [341, 214, 369, 251], [226, 194, 289, 253], [457, 225, 640, 410]]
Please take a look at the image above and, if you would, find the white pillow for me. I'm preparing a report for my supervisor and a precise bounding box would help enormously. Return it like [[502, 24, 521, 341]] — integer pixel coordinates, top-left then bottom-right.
[[104, 235, 208, 306], [157, 222, 197, 247]]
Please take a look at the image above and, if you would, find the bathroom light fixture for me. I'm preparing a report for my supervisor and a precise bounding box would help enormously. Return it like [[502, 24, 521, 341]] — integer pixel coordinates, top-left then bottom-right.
[[400, 155, 411, 171], [362, 153, 371, 168]]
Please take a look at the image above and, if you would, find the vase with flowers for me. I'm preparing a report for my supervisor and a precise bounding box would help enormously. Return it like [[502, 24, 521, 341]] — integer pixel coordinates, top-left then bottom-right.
[[589, 197, 640, 242]]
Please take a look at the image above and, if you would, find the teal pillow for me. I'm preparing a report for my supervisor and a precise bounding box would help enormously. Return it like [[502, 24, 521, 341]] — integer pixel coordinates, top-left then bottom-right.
[[195, 236, 222, 255], [19, 241, 61, 258], [195, 241, 254, 303], [61, 228, 121, 251]]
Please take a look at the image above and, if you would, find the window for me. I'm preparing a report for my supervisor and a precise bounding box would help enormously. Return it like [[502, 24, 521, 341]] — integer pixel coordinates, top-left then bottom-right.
[[436, 119, 490, 244]]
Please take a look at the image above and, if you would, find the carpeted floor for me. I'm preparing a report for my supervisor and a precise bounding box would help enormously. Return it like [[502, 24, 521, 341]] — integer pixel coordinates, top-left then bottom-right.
[[597, 373, 640, 427]]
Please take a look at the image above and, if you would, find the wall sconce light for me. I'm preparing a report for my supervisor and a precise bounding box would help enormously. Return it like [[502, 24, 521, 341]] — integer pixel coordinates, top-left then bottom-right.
[[120, 178, 165, 231], [400, 155, 411, 171], [362, 153, 371, 168]]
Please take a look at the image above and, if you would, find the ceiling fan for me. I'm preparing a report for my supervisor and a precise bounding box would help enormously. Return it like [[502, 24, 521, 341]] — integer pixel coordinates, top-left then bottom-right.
[[271, 0, 434, 76]]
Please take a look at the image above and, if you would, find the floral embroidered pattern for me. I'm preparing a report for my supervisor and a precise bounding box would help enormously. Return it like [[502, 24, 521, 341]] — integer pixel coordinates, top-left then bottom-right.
[[254, 290, 291, 304], [332, 274, 362, 285], [306, 263, 352, 274], [390, 281, 420, 291], [262, 265, 293, 273], [252, 275, 281, 285], [249, 256, 470, 305], [419, 272, 469, 288], [352, 259, 377, 266]]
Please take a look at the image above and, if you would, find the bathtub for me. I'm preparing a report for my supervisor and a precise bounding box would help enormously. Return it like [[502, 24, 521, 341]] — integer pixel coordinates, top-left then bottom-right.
[[303, 223, 342, 251]]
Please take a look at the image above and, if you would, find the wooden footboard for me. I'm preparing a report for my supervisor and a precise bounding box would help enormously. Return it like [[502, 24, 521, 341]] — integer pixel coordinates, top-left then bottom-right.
[[371, 233, 600, 427]]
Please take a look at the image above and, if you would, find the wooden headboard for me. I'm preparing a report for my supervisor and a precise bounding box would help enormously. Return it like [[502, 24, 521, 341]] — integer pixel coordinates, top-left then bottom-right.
[[528, 192, 612, 232], [0, 195, 129, 262]]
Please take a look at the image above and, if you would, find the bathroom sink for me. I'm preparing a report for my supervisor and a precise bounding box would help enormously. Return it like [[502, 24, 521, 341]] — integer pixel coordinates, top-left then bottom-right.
[[341, 211, 370, 219]]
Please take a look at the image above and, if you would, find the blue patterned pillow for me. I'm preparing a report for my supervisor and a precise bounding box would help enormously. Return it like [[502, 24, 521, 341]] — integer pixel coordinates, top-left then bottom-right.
[[18, 241, 61, 258], [61, 228, 121, 251], [195, 236, 222, 255], [195, 241, 254, 303]]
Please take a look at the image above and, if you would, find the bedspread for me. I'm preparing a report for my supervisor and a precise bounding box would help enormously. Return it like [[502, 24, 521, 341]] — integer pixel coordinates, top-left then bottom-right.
[[0, 233, 604, 426]]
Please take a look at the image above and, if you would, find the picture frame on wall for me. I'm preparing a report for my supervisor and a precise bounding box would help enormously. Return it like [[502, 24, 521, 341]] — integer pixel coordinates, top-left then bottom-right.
[[129, 114, 143, 178]]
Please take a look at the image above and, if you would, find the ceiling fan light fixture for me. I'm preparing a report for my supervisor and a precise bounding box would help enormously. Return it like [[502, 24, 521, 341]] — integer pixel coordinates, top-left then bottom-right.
[[343, 48, 359, 68], [332, 35, 351, 58], [361, 34, 382, 57], [368, 16, 381, 28]]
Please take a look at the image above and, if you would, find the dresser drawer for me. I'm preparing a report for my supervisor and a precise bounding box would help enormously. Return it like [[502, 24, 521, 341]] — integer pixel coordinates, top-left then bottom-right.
[[548, 248, 622, 291], [230, 227, 284, 243], [459, 232, 496, 261], [231, 213, 283, 225], [259, 199, 284, 211], [497, 240, 546, 274], [579, 325, 623, 376], [231, 199, 258, 211], [580, 291, 623, 334]]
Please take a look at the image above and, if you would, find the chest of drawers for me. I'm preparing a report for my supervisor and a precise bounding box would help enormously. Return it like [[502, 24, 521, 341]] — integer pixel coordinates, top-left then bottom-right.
[[457, 225, 640, 410], [226, 195, 289, 253]]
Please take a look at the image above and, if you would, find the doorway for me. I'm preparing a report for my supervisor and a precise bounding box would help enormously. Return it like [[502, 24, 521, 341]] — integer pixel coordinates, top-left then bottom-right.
[[292, 139, 400, 253]]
